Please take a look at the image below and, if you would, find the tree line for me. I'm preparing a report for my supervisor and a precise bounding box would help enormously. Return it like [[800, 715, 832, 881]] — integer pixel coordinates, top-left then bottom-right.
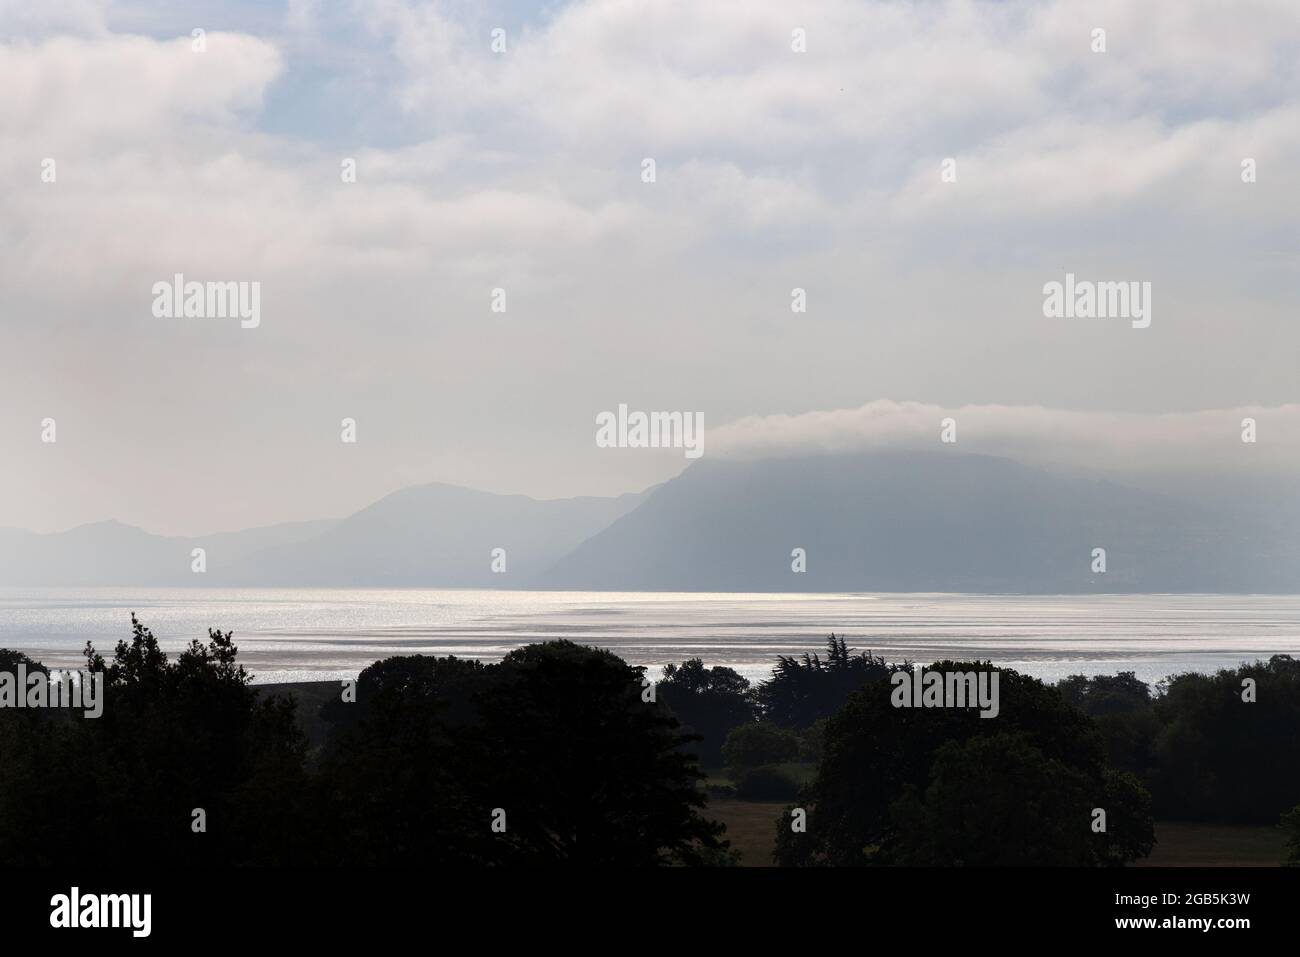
[[1, 624, 1297, 866]]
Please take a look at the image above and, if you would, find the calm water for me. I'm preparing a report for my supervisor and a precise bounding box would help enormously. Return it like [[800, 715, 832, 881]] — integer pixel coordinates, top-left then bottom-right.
[[1, 588, 1297, 687]]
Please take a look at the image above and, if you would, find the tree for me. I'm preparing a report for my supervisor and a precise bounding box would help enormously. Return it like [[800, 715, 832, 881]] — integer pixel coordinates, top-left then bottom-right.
[[657, 658, 754, 766], [889, 733, 1098, 866], [1056, 671, 1152, 717], [754, 634, 889, 728], [721, 721, 800, 773], [0, 650, 65, 864], [1150, 656, 1300, 823], [796, 718, 829, 764], [0, 615, 314, 866], [775, 660, 1153, 867], [732, 765, 801, 801], [888, 734, 1154, 866], [3, 626, 730, 867], [1095, 768, 1157, 866], [320, 640, 727, 865], [316, 655, 491, 865], [1056, 671, 1158, 778]]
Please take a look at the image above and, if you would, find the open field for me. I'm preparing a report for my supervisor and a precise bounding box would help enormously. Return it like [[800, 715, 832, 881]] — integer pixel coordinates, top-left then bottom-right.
[[707, 800, 787, 866], [706, 800, 1290, 868], [1138, 822, 1287, 867]]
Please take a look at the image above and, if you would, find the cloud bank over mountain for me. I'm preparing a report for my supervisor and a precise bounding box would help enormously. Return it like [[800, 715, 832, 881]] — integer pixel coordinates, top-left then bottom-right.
[[710, 400, 1300, 477], [4, 425, 1296, 592]]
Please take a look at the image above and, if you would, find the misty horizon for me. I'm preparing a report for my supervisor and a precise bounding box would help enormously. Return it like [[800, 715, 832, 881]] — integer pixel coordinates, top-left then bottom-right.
[[11, 397, 1300, 537]]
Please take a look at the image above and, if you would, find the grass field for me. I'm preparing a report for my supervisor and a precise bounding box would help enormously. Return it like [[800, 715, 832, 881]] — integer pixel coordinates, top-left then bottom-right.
[[707, 799, 787, 866], [1138, 822, 1286, 867], [706, 799, 1290, 867]]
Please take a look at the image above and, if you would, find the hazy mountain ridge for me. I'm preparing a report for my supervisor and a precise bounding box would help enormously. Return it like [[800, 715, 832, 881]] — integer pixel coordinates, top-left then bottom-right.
[[542, 451, 1300, 593], [0, 485, 648, 587], [2, 453, 1295, 592], [0, 517, 342, 586], [222, 483, 651, 586]]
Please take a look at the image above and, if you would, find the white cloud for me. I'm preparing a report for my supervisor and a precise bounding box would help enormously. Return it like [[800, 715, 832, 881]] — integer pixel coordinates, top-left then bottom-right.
[[894, 106, 1300, 221], [373, 0, 1300, 160], [0, 32, 282, 143], [711, 399, 1300, 476], [0, 0, 109, 37]]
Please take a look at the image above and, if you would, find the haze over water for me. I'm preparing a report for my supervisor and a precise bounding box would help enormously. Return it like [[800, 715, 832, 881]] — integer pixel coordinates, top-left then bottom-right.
[[2, 589, 1297, 687]]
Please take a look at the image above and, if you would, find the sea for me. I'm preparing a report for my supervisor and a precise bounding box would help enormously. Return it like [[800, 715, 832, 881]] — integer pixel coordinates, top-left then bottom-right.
[[1, 588, 1297, 688]]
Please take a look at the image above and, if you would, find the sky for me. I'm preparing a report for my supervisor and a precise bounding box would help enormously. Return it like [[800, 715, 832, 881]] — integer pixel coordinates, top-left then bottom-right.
[[2, 0, 1298, 535]]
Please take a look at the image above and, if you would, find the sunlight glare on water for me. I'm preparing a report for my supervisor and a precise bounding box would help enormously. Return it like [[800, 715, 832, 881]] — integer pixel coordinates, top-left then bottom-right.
[[1, 588, 1297, 687]]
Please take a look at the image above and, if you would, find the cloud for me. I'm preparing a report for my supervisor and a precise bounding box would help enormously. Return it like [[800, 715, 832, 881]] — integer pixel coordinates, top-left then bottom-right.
[[893, 107, 1300, 222], [0, 0, 109, 37], [710, 399, 1300, 477], [3, 1, 1300, 534], [373, 0, 1300, 158], [0, 32, 282, 143]]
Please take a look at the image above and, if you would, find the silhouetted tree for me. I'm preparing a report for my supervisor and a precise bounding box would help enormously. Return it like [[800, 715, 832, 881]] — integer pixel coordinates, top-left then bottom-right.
[[755, 634, 889, 728], [889, 734, 1154, 866], [732, 765, 801, 801], [721, 721, 800, 773], [0, 651, 65, 863], [1056, 671, 1159, 778], [1057, 671, 1152, 717], [0, 615, 314, 865], [319, 641, 726, 865], [1149, 655, 1300, 823], [316, 654, 494, 865], [889, 732, 1098, 865], [775, 661, 1154, 866], [657, 658, 754, 766]]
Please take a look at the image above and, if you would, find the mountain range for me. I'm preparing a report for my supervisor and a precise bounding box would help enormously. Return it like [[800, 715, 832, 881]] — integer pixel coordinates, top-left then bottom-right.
[[3, 451, 1297, 592]]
